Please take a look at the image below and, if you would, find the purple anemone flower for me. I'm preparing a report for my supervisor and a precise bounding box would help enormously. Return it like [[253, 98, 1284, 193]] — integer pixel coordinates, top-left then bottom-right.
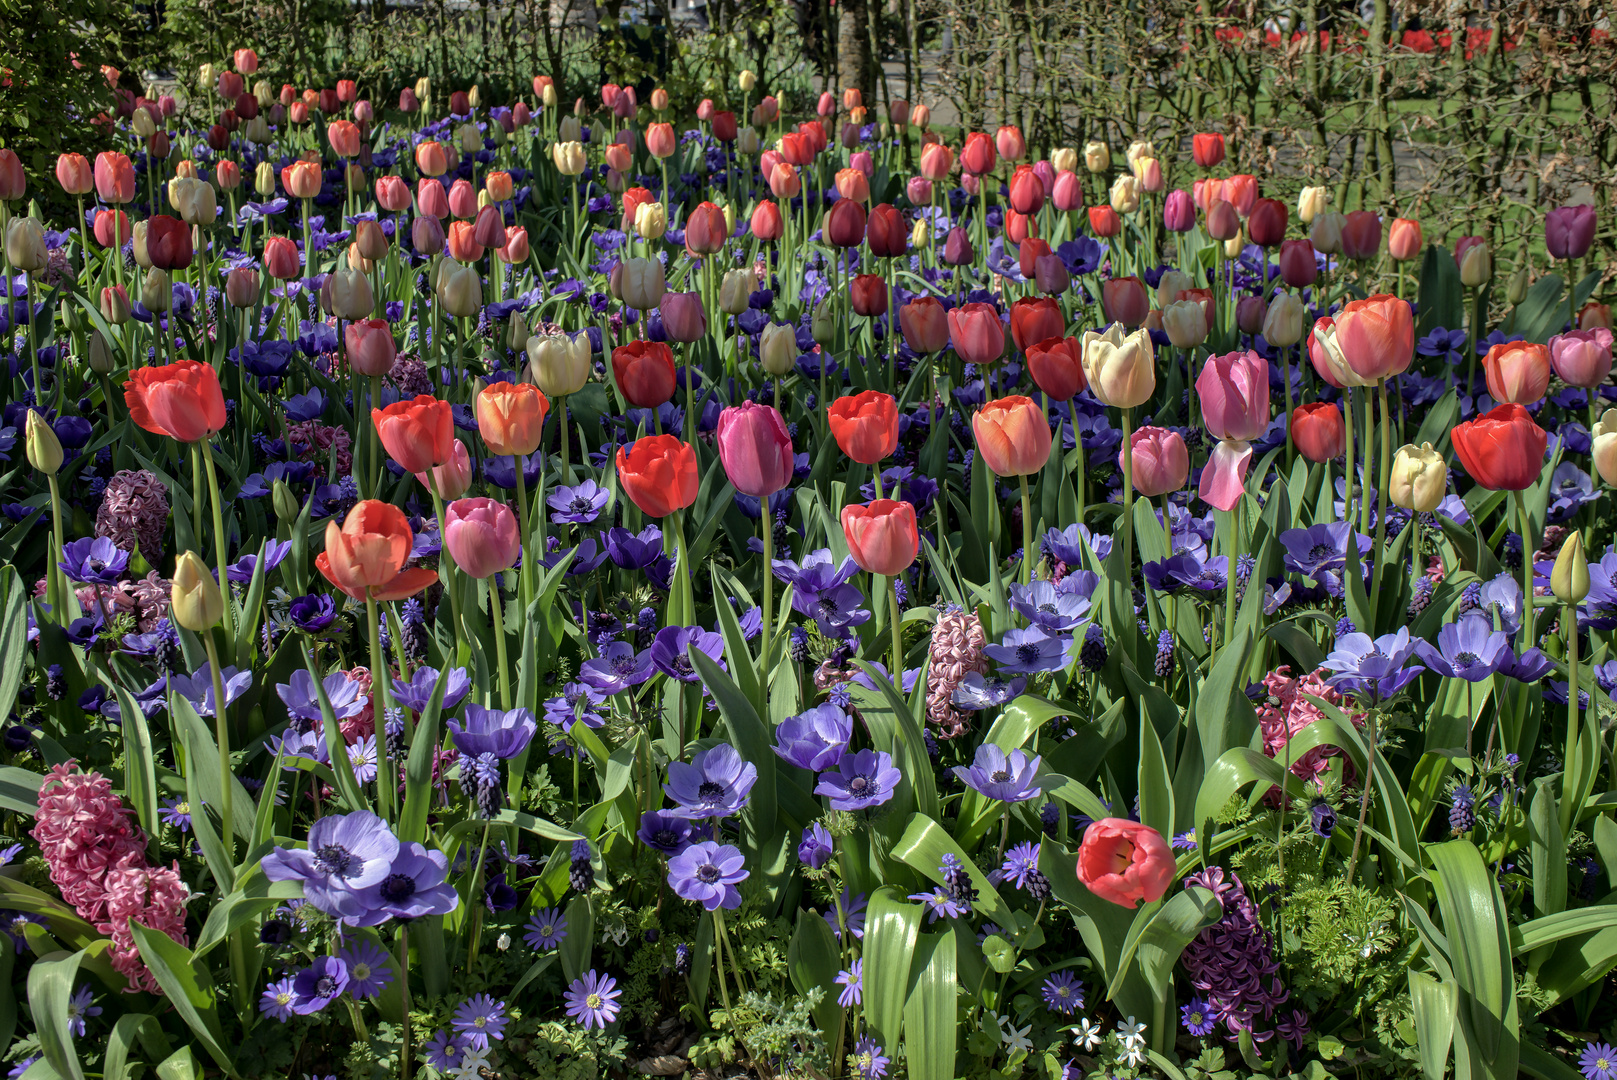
[[226, 539, 293, 583], [547, 480, 610, 524], [578, 641, 656, 694], [452, 994, 507, 1050], [666, 840, 748, 910], [649, 625, 727, 683], [391, 665, 472, 713], [664, 744, 758, 819], [983, 627, 1071, 675], [1008, 580, 1090, 632], [261, 810, 400, 921], [59, 537, 129, 585], [338, 940, 394, 1000], [603, 525, 665, 570], [814, 748, 901, 811], [952, 672, 1026, 711], [798, 823, 833, 868], [1321, 628, 1425, 703], [953, 744, 1043, 802], [773, 704, 852, 771], [448, 704, 537, 760], [563, 970, 622, 1030], [290, 955, 349, 1014], [288, 594, 337, 632], [348, 841, 459, 926], [1415, 612, 1509, 682], [276, 669, 367, 723], [637, 810, 694, 855], [1278, 522, 1371, 581]]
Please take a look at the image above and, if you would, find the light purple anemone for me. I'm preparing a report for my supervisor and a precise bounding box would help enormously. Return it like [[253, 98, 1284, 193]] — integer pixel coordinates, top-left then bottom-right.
[[952, 744, 1043, 803], [262, 811, 400, 921], [664, 744, 758, 819], [815, 749, 901, 811], [649, 625, 726, 683], [348, 841, 459, 925], [276, 669, 367, 723], [773, 704, 852, 771], [666, 840, 748, 910]]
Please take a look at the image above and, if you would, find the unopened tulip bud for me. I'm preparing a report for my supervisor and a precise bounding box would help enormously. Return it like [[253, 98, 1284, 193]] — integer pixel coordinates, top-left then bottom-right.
[[141, 267, 171, 312], [1083, 141, 1110, 173], [506, 312, 530, 353], [1162, 300, 1209, 349], [1507, 266, 1529, 305], [99, 285, 131, 325], [1592, 409, 1617, 486], [4, 217, 46, 272], [910, 216, 929, 249], [738, 69, 757, 91], [437, 262, 483, 318], [1263, 292, 1305, 347], [255, 161, 275, 197], [525, 330, 591, 396], [132, 106, 157, 138], [634, 200, 667, 241], [811, 301, 836, 346], [1309, 211, 1343, 255], [171, 551, 224, 631], [1109, 174, 1139, 214], [321, 268, 374, 320], [1457, 238, 1492, 288], [1552, 531, 1589, 605], [761, 323, 796, 375], [86, 330, 115, 373], [271, 479, 299, 523], [25, 410, 62, 475]]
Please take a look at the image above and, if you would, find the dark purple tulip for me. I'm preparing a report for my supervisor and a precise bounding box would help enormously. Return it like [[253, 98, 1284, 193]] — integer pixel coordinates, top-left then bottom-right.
[[1545, 204, 1596, 261]]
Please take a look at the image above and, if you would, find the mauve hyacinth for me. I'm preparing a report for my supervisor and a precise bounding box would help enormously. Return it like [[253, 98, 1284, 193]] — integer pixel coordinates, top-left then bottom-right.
[[925, 606, 989, 739], [1255, 666, 1366, 788], [94, 469, 169, 559]]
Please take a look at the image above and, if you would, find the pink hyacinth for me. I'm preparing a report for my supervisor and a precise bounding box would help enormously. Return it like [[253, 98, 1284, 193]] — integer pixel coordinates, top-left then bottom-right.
[[34, 762, 190, 993], [925, 608, 988, 739], [33, 762, 148, 925], [1255, 667, 1366, 790], [287, 421, 355, 474], [101, 854, 191, 993]]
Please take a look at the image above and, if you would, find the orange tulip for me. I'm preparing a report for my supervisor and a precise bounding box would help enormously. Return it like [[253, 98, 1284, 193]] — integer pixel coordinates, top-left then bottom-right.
[[477, 381, 550, 457], [372, 395, 455, 474], [317, 500, 438, 601], [840, 500, 920, 576], [971, 396, 1052, 477], [124, 360, 228, 442], [616, 435, 699, 518], [827, 391, 900, 465], [1482, 340, 1552, 406], [1333, 294, 1414, 382], [281, 160, 321, 199], [416, 140, 450, 177]]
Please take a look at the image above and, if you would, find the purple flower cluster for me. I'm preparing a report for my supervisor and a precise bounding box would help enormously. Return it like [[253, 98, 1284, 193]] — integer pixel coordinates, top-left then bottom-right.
[[1178, 867, 1289, 1039], [261, 811, 457, 927]]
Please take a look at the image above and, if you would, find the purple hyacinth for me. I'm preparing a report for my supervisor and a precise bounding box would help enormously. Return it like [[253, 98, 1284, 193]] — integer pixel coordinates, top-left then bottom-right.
[[1179, 867, 1289, 1038]]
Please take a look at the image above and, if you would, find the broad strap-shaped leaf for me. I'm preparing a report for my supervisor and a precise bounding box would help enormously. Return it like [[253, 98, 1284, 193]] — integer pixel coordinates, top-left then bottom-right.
[[862, 886, 921, 1056], [128, 923, 239, 1077], [1427, 841, 1519, 1079], [903, 927, 959, 1080]]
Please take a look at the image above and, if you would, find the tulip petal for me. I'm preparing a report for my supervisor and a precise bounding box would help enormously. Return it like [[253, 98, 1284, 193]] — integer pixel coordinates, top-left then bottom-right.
[[1198, 439, 1253, 512]]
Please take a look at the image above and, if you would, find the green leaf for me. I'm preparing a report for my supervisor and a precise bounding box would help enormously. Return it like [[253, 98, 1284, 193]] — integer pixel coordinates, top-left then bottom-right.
[[903, 927, 958, 1080], [788, 907, 843, 1039], [0, 765, 42, 817], [399, 666, 453, 845], [863, 887, 921, 1054], [104, 1014, 171, 1080], [26, 947, 86, 1080], [1512, 272, 1568, 344], [1427, 841, 1518, 1078], [0, 935, 14, 1049], [167, 691, 254, 845], [192, 875, 305, 958], [1193, 627, 1258, 768], [1135, 701, 1174, 841], [853, 661, 939, 822], [111, 682, 159, 847], [1409, 970, 1457, 1080], [0, 565, 26, 724], [1528, 778, 1566, 918], [1038, 840, 1151, 1022], [128, 923, 239, 1077], [558, 895, 593, 984], [1520, 1040, 1595, 1080]]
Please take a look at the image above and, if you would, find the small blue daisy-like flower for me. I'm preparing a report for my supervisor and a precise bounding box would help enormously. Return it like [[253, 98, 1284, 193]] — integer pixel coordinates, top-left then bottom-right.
[[1181, 996, 1217, 1037], [1582, 1041, 1617, 1080], [1040, 970, 1084, 1015]]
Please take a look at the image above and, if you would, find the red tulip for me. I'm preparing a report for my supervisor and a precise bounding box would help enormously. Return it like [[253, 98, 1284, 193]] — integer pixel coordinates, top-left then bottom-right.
[[1278, 239, 1317, 287], [1100, 277, 1149, 329], [825, 199, 867, 249], [1123, 427, 1189, 496], [92, 209, 130, 248], [1247, 198, 1288, 247], [1482, 340, 1552, 406], [1192, 133, 1225, 168], [849, 274, 888, 317], [972, 396, 1051, 477], [960, 131, 996, 175], [264, 235, 300, 279], [685, 202, 729, 255], [346, 319, 398, 377], [949, 303, 1006, 366], [1291, 402, 1345, 463], [1009, 297, 1065, 353], [145, 215, 192, 270], [375, 174, 411, 212], [125, 360, 227, 442], [1077, 818, 1175, 907], [612, 341, 678, 407], [1340, 210, 1383, 261], [1009, 165, 1045, 214], [899, 297, 950, 355], [1088, 205, 1121, 238], [750, 200, 784, 242], [94, 151, 135, 204], [1025, 336, 1086, 401], [617, 435, 700, 518], [1334, 294, 1414, 382], [1451, 403, 1548, 491], [1223, 174, 1258, 216], [444, 497, 520, 579], [1017, 237, 1052, 283], [55, 153, 94, 195]]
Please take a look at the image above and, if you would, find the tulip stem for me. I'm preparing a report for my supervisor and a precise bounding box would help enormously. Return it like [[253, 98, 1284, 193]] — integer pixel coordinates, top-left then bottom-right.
[[369, 374, 383, 497], [1119, 406, 1134, 588], [489, 575, 512, 711], [557, 394, 570, 485], [1564, 599, 1581, 838], [1514, 489, 1535, 654], [201, 631, 234, 865], [1283, 345, 1296, 470], [45, 474, 65, 623], [1358, 387, 1373, 539], [1018, 474, 1033, 587], [888, 573, 905, 694], [200, 441, 237, 646], [513, 464, 535, 619], [1464, 286, 1482, 401], [1345, 708, 1378, 887], [428, 481, 467, 661], [398, 924, 413, 1080], [365, 594, 396, 820], [1223, 496, 1241, 653], [1370, 379, 1391, 626], [760, 513, 773, 699]]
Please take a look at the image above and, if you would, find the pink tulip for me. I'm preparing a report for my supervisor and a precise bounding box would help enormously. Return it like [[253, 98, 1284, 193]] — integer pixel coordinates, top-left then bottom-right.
[[716, 401, 793, 497], [1196, 350, 1270, 511], [1122, 427, 1188, 496], [443, 496, 520, 579], [947, 302, 1005, 367], [1549, 328, 1614, 389], [415, 439, 473, 501]]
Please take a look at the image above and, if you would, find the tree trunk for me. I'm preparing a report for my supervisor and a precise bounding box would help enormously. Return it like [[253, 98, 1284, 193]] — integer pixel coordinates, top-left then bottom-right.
[[838, 0, 873, 103]]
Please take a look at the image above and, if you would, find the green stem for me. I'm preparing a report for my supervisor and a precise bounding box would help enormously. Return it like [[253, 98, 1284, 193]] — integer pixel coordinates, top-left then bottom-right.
[[1515, 490, 1535, 654], [1369, 379, 1391, 626], [201, 442, 237, 644], [202, 632, 234, 865], [1345, 710, 1378, 887], [45, 474, 65, 623], [366, 595, 397, 820], [427, 480, 466, 661], [513, 462, 535, 619], [760, 512, 773, 697], [1119, 406, 1134, 584], [1223, 497, 1241, 651], [1018, 473, 1033, 586], [189, 442, 205, 564], [888, 574, 904, 685], [489, 575, 511, 710], [399, 924, 413, 1080]]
